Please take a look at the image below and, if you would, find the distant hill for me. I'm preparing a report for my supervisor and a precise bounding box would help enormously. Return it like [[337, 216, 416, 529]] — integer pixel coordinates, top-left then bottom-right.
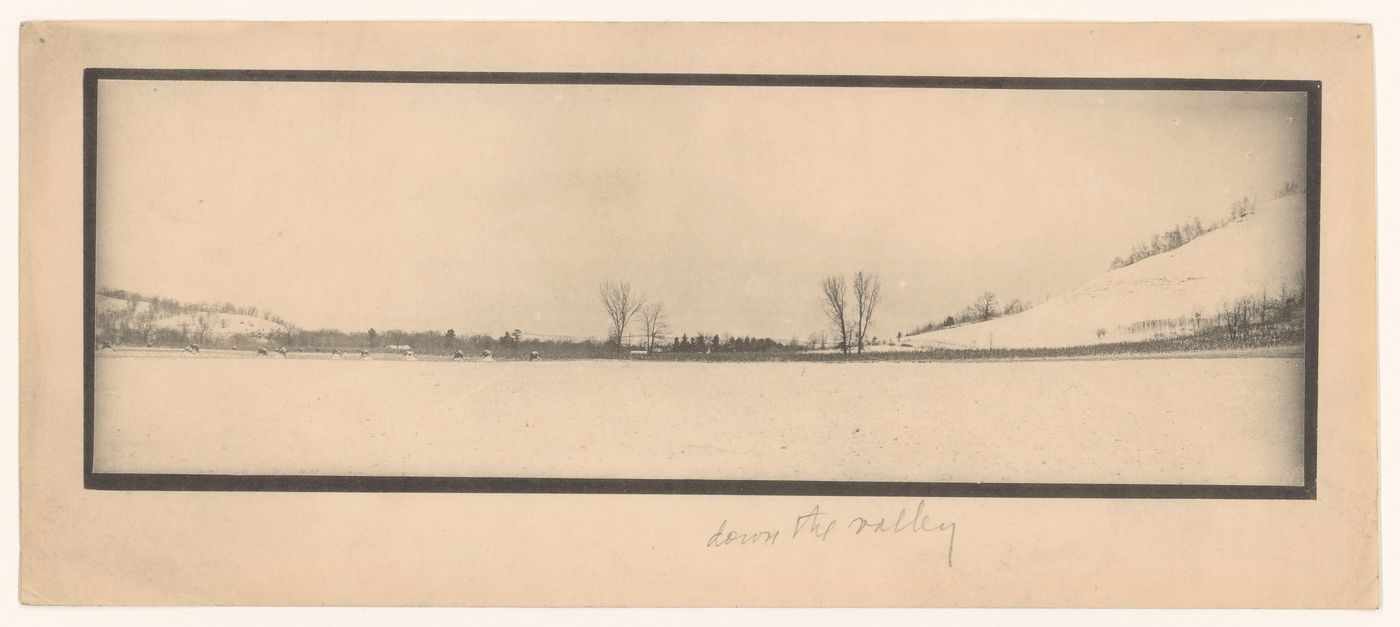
[[903, 193, 1306, 350], [95, 292, 288, 346]]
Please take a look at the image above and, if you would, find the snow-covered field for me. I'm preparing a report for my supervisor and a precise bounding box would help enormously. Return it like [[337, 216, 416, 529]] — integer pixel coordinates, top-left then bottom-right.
[[904, 194, 1306, 349], [94, 355, 1305, 486]]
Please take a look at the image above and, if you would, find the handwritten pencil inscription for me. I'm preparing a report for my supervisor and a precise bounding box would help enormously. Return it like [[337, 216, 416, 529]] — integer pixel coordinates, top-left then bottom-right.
[[706, 500, 957, 567]]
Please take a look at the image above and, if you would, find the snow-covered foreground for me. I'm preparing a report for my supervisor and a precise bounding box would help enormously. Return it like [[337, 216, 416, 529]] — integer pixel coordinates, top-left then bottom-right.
[[95, 357, 1304, 486], [904, 194, 1306, 349]]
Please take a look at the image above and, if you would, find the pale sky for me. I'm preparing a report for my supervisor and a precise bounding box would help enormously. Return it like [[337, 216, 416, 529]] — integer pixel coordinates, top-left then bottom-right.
[[96, 79, 1306, 340]]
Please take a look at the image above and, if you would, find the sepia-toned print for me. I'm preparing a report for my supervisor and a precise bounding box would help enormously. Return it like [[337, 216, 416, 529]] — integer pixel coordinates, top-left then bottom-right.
[[87, 72, 1316, 494]]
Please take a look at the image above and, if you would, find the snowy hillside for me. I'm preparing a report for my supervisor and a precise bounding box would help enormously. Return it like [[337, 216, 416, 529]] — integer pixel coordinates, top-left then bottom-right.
[[904, 194, 1306, 350], [96, 294, 286, 338]]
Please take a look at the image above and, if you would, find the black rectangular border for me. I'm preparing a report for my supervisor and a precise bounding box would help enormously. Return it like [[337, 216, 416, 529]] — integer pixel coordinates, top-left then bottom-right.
[[83, 69, 1322, 499]]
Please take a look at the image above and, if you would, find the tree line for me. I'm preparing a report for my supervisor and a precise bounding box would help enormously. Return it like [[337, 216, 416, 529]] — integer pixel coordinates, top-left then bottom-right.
[[598, 279, 804, 354], [291, 327, 619, 358], [667, 333, 802, 354], [1108, 181, 1300, 271], [1108, 214, 1218, 270], [902, 291, 1032, 338]]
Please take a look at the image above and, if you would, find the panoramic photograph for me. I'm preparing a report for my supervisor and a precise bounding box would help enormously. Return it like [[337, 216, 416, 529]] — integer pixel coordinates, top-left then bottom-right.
[[90, 77, 1309, 486]]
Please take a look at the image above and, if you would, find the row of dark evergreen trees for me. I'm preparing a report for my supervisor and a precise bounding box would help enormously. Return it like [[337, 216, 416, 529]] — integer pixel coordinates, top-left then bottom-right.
[[669, 334, 798, 353]]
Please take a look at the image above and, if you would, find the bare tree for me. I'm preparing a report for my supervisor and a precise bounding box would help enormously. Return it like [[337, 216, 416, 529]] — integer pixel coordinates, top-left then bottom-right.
[[1220, 298, 1252, 340], [641, 302, 668, 353], [820, 275, 851, 355], [973, 291, 998, 321], [599, 280, 645, 349], [135, 306, 157, 346], [194, 313, 213, 344], [852, 271, 882, 354]]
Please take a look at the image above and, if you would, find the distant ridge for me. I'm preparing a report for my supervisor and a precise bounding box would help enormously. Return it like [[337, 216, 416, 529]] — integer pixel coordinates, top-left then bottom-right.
[[95, 293, 287, 343]]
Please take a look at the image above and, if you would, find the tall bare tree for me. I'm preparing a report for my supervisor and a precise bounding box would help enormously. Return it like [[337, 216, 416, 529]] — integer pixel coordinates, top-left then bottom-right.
[[820, 275, 851, 355], [973, 291, 998, 321], [599, 280, 645, 349], [852, 270, 882, 354], [641, 302, 668, 353]]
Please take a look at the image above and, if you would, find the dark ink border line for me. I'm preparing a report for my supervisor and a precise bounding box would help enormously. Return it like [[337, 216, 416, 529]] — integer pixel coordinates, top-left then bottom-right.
[[83, 69, 1321, 499]]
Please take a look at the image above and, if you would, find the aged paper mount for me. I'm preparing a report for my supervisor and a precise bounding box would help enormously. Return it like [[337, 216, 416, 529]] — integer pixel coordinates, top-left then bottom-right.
[[18, 22, 1377, 607]]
